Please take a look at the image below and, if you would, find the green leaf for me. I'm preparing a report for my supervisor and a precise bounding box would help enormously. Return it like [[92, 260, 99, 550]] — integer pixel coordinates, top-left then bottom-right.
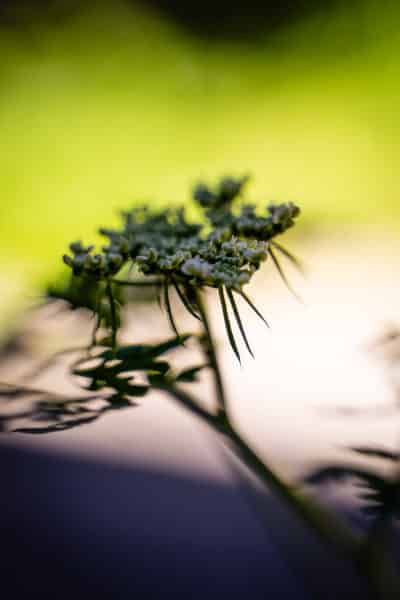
[[219, 286, 241, 363], [238, 290, 269, 328], [74, 358, 169, 378], [304, 465, 400, 518], [147, 372, 170, 386], [271, 241, 304, 274], [268, 246, 301, 301], [0, 383, 43, 398], [175, 365, 207, 383], [13, 412, 103, 434], [109, 380, 149, 397], [163, 279, 181, 338], [226, 288, 254, 358], [172, 280, 201, 321], [349, 446, 400, 462], [145, 335, 191, 357], [99, 335, 190, 362]]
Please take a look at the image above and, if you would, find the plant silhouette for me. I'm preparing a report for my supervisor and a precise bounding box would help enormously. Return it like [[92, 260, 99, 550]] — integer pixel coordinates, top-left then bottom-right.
[[1, 175, 399, 599]]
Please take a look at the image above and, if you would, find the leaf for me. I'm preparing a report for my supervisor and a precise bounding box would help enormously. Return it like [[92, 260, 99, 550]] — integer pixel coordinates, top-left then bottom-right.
[[99, 335, 190, 362], [13, 412, 103, 434], [268, 246, 302, 301], [163, 279, 181, 339], [107, 396, 133, 408], [147, 335, 191, 357], [304, 465, 384, 487], [73, 335, 195, 400], [349, 446, 400, 462], [0, 383, 43, 398], [226, 288, 254, 358], [175, 365, 207, 383], [73, 359, 168, 379], [46, 275, 100, 313], [237, 290, 269, 328], [271, 241, 305, 274], [147, 372, 170, 386], [303, 465, 400, 518], [109, 380, 149, 397], [219, 286, 241, 363], [172, 280, 201, 321], [11, 396, 138, 434]]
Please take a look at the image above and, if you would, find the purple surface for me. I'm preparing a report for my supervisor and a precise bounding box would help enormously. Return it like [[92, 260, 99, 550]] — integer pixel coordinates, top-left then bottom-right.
[[1, 443, 370, 599]]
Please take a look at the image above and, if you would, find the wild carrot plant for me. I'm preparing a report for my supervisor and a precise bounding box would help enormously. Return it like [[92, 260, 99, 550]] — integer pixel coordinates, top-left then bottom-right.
[[1, 175, 398, 599]]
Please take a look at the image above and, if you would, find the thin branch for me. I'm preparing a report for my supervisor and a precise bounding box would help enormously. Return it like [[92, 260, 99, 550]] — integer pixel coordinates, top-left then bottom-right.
[[161, 384, 361, 558], [194, 289, 227, 415], [158, 384, 221, 431], [105, 280, 118, 350], [91, 285, 103, 347], [155, 281, 163, 310], [226, 426, 361, 557], [111, 278, 163, 287]]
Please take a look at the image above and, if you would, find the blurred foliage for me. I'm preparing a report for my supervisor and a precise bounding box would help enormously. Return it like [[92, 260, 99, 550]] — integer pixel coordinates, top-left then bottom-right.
[[304, 325, 400, 555], [0, 334, 193, 433], [0, 0, 359, 38]]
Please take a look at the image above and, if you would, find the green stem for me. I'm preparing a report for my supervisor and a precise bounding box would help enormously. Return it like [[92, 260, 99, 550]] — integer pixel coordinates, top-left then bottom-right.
[[157, 384, 221, 431], [159, 383, 361, 559], [194, 289, 227, 417], [163, 278, 181, 338], [105, 279, 117, 350], [111, 278, 163, 287], [225, 423, 361, 556], [172, 279, 201, 321], [166, 288, 363, 574]]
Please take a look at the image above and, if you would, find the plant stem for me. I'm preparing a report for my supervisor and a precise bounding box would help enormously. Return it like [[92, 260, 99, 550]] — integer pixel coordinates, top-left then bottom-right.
[[168, 288, 366, 577], [105, 279, 117, 350], [111, 278, 163, 287], [225, 423, 361, 556], [189, 288, 360, 556], [194, 289, 227, 417], [157, 384, 221, 431], [159, 383, 361, 558]]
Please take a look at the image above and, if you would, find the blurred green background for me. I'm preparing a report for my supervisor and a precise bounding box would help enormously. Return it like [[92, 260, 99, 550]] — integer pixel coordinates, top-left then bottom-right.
[[0, 0, 398, 324]]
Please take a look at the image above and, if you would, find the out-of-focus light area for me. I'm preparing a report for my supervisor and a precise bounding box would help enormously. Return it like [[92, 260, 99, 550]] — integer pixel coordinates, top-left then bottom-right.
[[0, 0, 399, 327]]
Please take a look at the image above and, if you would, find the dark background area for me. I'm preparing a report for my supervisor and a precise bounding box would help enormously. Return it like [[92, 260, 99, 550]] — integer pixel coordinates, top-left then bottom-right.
[[0, 0, 359, 37]]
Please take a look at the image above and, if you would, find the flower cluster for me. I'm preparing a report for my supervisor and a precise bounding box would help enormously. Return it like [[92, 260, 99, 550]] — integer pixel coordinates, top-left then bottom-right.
[[63, 240, 129, 279], [63, 176, 300, 291], [193, 175, 249, 209]]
